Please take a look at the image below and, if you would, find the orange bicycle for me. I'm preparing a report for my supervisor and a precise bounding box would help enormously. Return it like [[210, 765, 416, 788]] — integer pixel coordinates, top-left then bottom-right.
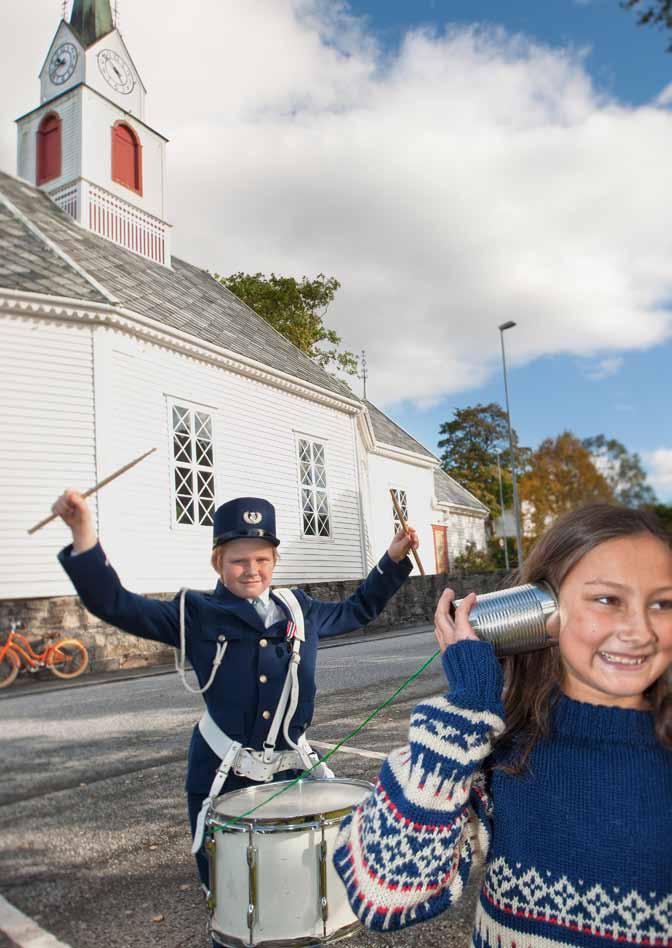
[[0, 622, 89, 689]]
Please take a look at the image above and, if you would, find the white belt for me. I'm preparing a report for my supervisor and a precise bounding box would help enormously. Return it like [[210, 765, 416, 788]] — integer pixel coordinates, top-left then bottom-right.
[[192, 710, 330, 853]]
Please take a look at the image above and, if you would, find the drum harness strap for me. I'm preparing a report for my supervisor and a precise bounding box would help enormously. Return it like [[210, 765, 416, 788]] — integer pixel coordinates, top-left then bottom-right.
[[183, 587, 332, 854]]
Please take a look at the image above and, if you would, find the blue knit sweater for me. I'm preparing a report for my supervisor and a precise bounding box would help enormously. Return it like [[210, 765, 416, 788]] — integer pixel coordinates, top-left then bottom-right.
[[334, 640, 672, 947]]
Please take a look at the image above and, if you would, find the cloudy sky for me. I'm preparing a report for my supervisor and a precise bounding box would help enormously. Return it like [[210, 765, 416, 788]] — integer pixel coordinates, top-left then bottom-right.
[[1, 0, 670, 498]]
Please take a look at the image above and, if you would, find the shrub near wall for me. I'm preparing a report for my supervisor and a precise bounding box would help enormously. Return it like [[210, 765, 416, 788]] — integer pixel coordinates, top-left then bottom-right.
[[0, 570, 510, 673]]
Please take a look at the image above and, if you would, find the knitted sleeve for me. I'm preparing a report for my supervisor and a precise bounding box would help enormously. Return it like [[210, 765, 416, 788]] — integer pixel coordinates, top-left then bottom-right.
[[333, 640, 505, 932]]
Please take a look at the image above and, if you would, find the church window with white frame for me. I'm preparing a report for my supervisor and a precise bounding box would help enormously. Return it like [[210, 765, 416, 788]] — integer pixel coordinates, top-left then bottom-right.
[[297, 437, 331, 538], [170, 403, 215, 527], [391, 488, 408, 532]]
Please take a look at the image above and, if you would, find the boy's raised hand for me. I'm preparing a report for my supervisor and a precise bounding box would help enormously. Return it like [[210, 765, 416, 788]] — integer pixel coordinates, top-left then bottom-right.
[[51, 489, 97, 553], [388, 525, 419, 563]]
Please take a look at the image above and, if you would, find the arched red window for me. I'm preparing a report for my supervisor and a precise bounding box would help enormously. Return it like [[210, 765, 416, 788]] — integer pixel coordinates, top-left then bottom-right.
[[36, 113, 62, 185], [111, 122, 142, 194]]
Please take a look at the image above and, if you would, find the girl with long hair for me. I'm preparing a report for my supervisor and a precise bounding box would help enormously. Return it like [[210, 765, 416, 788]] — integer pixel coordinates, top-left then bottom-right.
[[334, 503, 672, 947]]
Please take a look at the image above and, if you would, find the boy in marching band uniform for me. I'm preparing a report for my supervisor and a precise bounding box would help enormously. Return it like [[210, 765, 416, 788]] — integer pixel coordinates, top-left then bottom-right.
[[52, 490, 418, 891]]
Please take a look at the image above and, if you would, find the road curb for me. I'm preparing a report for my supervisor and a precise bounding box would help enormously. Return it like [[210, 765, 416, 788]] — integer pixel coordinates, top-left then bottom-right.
[[0, 894, 72, 948]]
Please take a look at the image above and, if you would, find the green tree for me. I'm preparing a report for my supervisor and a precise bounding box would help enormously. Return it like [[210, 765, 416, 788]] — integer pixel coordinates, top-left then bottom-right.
[[215, 272, 358, 375], [622, 0, 672, 49], [520, 431, 614, 542], [648, 503, 672, 534], [437, 403, 529, 517], [582, 435, 657, 507]]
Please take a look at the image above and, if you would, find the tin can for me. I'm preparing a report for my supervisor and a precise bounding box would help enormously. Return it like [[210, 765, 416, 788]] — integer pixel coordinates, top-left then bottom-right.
[[455, 583, 558, 655]]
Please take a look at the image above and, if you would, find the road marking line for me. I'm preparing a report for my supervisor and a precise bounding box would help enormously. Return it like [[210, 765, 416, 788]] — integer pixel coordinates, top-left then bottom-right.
[[310, 740, 387, 760], [0, 894, 72, 948]]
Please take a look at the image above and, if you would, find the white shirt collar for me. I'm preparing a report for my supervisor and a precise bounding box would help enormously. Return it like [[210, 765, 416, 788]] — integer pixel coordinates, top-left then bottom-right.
[[247, 587, 271, 606]]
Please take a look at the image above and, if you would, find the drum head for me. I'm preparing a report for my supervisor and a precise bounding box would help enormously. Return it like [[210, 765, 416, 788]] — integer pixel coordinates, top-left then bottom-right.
[[212, 778, 372, 826]]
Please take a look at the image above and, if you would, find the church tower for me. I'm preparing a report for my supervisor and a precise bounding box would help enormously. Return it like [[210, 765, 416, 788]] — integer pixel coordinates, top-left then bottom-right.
[[15, 0, 171, 266]]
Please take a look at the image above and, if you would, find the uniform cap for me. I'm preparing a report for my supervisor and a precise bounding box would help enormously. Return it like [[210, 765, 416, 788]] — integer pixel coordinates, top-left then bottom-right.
[[212, 497, 280, 548]]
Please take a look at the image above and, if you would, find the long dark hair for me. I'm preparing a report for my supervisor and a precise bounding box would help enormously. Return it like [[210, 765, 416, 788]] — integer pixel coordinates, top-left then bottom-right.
[[496, 503, 672, 773]]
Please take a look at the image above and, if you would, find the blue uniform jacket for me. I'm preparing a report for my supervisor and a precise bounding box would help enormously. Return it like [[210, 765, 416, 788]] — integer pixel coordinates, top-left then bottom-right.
[[58, 542, 412, 793]]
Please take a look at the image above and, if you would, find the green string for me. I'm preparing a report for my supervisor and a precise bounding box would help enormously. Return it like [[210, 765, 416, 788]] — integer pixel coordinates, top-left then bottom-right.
[[213, 647, 441, 834]]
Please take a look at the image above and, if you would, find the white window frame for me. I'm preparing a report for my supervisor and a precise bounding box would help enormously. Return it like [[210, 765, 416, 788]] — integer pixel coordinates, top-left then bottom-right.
[[167, 398, 217, 530], [295, 434, 333, 540], [390, 487, 409, 533]]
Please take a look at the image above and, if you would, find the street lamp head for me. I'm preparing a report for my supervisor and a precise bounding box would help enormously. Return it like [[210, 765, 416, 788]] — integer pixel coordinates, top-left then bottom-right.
[[499, 320, 517, 332]]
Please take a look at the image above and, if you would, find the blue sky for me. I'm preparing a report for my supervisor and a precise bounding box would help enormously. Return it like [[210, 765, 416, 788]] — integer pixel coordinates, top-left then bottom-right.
[[0, 0, 669, 500], [350, 0, 671, 106], [344, 0, 671, 498]]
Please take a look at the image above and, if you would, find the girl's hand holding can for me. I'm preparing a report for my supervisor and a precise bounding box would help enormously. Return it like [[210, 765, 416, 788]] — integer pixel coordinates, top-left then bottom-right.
[[434, 588, 479, 653]]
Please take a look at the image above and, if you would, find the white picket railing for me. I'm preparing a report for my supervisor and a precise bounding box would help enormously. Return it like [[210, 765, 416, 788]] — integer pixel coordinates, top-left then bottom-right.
[[50, 182, 79, 220], [50, 179, 168, 266], [88, 184, 167, 265]]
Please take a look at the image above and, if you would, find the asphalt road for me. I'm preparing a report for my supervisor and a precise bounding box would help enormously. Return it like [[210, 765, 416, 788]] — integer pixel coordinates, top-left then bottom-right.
[[0, 629, 481, 948]]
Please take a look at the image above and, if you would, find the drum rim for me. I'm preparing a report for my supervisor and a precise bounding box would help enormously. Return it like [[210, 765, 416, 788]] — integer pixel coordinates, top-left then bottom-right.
[[211, 918, 362, 948], [207, 777, 374, 831]]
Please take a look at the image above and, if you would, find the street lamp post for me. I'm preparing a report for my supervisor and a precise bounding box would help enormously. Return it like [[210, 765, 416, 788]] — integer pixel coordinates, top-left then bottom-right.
[[498, 321, 524, 567], [496, 453, 510, 570]]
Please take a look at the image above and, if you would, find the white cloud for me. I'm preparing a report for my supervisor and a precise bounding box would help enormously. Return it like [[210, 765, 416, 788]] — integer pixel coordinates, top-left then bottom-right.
[[655, 82, 672, 106], [645, 448, 672, 500], [2, 1, 672, 408], [579, 355, 625, 380]]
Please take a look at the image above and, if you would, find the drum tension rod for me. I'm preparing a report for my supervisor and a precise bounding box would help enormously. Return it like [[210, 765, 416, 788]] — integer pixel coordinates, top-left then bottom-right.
[[318, 817, 329, 936], [205, 836, 217, 913], [247, 827, 258, 943]]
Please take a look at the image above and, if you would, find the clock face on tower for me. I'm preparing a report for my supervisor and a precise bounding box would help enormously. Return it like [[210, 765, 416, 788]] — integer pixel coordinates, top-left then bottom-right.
[[48, 43, 78, 85], [97, 49, 135, 94]]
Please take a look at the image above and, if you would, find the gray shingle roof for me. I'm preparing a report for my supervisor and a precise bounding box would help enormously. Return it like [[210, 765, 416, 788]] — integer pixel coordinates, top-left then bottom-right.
[[364, 399, 436, 460], [0, 186, 108, 303], [434, 467, 488, 514], [0, 170, 354, 400]]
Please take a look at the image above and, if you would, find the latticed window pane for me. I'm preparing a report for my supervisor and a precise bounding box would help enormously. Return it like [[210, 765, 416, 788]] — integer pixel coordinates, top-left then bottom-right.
[[171, 403, 215, 527], [298, 438, 331, 537], [391, 489, 408, 532]]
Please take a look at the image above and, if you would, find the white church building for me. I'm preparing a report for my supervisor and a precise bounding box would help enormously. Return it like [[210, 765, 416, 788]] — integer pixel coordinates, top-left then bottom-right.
[[0, 0, 487, 607]]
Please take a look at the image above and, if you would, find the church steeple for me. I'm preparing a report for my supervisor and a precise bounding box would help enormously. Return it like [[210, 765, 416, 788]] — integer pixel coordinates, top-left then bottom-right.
[[16, 0, 171, 266], [69, 0, 114, 48]]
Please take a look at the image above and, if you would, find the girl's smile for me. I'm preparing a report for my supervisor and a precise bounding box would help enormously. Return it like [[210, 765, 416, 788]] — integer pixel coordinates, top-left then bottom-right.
[[556, 533, 672, 709]]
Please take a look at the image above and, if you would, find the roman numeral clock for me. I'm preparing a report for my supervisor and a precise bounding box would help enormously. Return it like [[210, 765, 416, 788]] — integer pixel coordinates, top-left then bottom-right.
[[97, 49, 135, 95]]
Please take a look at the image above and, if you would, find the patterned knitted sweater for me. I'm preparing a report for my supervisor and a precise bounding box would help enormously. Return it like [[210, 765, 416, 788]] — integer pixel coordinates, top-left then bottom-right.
[[334, 640, 672, 947]]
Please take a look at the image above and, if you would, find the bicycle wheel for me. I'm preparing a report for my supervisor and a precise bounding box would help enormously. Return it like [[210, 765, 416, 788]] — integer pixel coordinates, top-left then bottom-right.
[[47, 639, 89, 679], [0, 649, 20, 689]]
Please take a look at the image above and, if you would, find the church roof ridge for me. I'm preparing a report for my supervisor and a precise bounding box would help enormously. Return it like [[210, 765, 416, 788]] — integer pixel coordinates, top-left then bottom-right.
[[0, 170, 356, 402], [0, 173, 116, 305]]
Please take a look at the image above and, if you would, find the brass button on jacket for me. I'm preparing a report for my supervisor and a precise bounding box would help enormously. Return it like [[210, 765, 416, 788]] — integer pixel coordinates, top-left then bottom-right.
[[259, 638, 268, 648], [262, 710, 271, 720], [259, 674, 268, 684]]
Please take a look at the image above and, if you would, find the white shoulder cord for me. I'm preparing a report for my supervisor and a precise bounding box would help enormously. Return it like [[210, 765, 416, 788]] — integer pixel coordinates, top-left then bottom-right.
[[174, 587, 228, 695], [271, 588, 314, 770]]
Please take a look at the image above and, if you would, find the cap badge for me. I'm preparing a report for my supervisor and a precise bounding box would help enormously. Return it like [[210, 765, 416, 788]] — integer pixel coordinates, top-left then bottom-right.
[[243, 511, 263, 525]]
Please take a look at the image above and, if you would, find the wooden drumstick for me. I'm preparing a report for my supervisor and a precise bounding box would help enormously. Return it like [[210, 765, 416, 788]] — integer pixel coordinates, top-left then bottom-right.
[[27, 448, 157, 535], [389, 488, 426, 576]]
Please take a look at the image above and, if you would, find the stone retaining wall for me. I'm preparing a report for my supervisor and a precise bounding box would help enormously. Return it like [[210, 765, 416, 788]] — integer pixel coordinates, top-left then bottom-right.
[[0, 569, 510, 673]]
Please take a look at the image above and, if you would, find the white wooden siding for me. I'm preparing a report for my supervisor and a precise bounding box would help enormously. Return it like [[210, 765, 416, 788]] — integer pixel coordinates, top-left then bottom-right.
[[91, 329, 366, 592], [0, 316, 97, 598], [366, 453, 437, 576], [445, 512, 487, 564]]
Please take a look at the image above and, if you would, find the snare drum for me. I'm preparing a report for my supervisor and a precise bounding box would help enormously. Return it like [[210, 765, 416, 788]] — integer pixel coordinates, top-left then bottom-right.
[[205, 778, 372, 948]]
